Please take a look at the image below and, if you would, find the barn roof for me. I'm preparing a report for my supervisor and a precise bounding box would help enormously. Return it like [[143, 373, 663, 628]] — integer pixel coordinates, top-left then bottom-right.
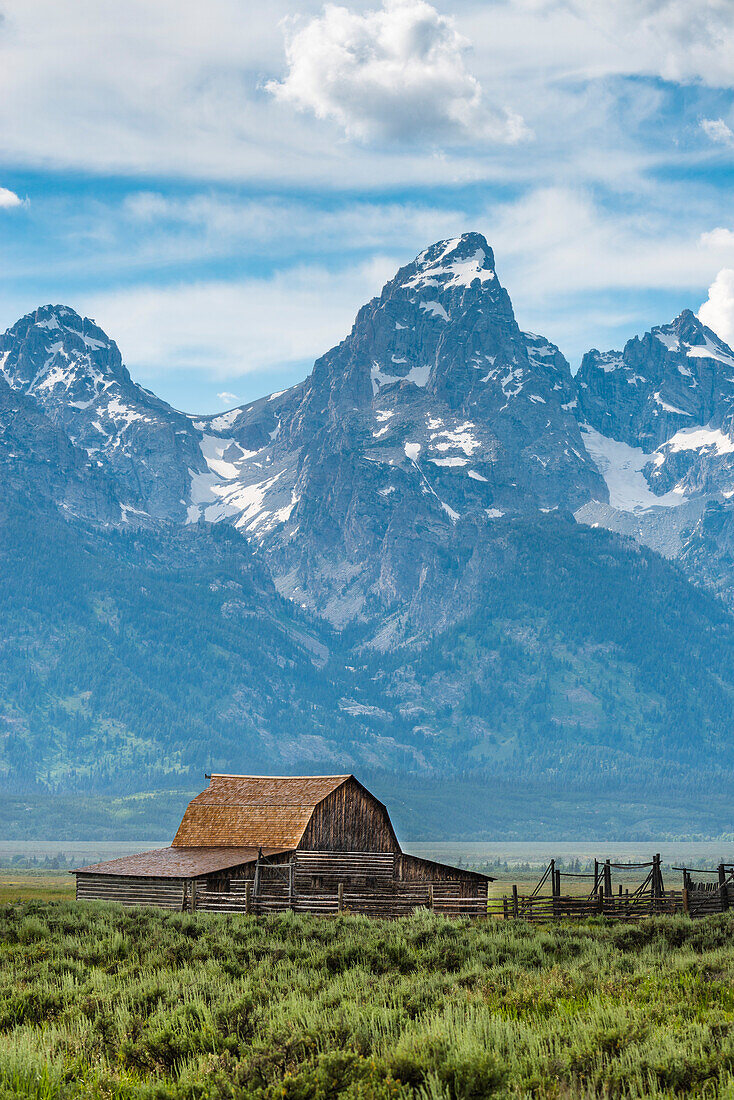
[[171, 774, 353, 849], [74, 846, 288, 879]]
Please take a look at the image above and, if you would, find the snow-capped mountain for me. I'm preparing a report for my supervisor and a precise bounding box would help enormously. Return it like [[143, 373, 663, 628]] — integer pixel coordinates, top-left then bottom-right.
[[188, 234, 606, 624], [0, 370, 119, 524], [6, 235, 734, 818], [5, 238, 734, 620], [0, 305, 207, 522], [574, 309, 734, 576]]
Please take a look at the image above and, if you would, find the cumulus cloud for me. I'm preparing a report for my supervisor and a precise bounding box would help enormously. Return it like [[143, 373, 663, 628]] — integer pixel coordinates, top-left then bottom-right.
[[266, 0, 529, 144], [216, 391, 239, 404], [699, 269, 734, 347], [700, 227, 734, 248], [701, 118, 734, 146], [0, 187, 25, 210]]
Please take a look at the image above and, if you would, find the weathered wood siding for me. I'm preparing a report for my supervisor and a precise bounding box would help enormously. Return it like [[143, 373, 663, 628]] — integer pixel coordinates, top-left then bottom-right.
[[75, 874, 186, 909], [298, 778, 400, 852], [397, 854, 487, 898]]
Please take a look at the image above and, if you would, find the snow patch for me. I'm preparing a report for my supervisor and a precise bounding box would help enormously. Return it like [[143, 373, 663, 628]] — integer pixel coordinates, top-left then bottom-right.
[[653, 392, 691, 416], [661, 425, 734, 457], [208, 409, 241, 432], [419, 300, 449, 322], [581, 425, 686, 513]]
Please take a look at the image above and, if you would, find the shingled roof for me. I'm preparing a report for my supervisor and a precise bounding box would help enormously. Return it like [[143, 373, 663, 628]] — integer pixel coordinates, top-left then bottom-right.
[[171, 774, 353, 848], [74, 846, 288, 879]]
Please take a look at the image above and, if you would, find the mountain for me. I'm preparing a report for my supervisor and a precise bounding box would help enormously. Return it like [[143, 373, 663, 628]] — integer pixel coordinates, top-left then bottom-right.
[[574, 309, 734, 602], [0, 371, 119, 523], [190, 234, 606, 629], [0, 305, 206, 521], [4, 235, 734, 838]]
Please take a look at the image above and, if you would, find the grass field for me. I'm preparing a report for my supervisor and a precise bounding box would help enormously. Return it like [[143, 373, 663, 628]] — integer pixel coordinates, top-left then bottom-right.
[[0, 872, 74, 904], [3, 901, 734, 1098]]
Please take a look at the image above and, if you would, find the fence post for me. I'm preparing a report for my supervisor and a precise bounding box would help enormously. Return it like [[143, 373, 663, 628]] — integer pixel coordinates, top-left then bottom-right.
[[338, 882, 344, 913], [656, 854, 664, 899], [182, 881, 188, 912], [512, 884, 519, 919], [594, 860, 599, 896], [597, 885, 604, 915], [191, 880, 197, 913], [719, 864, 729, 911], [604, 860, 612, 900], [253, 847, 262, 899], [683, 887, 689, 916], [503, 896, 508, 920], [245, 881, 252, 915], [550, 860, 556, 896]]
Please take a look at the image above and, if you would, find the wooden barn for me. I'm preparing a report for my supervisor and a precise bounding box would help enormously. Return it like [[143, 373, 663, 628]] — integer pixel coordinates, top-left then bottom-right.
[[74, 774, 491, 917]]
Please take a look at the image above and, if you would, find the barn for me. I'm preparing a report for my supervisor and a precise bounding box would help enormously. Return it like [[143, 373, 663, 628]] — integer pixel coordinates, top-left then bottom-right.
[[74, 774, 491, 917]]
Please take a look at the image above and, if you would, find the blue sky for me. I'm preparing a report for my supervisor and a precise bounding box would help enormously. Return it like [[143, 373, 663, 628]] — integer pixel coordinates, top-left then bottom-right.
[[1, 0, 733, 413]]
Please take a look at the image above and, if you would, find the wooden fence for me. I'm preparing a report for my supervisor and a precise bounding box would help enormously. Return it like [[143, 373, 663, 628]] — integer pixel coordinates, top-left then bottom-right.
[[192, 879, 488, 918], [77, 857, 734, 923], [490, 858, 734, 923]]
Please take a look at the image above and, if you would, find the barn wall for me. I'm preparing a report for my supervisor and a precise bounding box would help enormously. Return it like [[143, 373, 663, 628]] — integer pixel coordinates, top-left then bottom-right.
[[397, 854, 487, 898], [298, 778, 400, 853], [75, 874, 186, 909]]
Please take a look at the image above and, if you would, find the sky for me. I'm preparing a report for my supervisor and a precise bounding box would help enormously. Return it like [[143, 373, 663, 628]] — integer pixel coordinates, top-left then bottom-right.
[[0, 0, 733, 413]]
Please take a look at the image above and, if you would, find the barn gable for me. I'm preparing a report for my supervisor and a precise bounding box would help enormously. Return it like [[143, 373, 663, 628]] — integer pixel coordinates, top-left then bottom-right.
[[299, 776, 400, 853]]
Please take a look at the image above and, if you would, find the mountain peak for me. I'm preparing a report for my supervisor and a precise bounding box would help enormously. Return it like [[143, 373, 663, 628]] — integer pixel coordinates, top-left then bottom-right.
[[5, 303, 113, 351], [401, 232, 496, 294]]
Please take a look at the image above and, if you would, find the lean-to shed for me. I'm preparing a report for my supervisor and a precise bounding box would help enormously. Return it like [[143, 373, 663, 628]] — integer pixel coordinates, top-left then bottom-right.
[[74, 774, 491, 917]]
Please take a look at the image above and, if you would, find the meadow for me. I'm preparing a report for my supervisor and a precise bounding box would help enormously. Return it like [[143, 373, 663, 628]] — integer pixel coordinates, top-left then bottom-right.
[[3, 900, 734, 1098]]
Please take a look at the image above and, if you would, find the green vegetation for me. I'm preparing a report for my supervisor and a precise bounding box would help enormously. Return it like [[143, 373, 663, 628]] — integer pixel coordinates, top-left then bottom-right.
[[4, 903, 734, 1097], [4, 506, 734, 840], [0, 873, 73, 905]]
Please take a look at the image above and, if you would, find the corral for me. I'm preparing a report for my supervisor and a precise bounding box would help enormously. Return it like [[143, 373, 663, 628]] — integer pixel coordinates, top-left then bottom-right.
[[490, 857, 734, 921], [74, 774, 491, 916]]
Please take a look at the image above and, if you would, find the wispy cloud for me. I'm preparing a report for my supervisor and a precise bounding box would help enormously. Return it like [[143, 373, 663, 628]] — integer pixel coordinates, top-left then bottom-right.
[[701, 118, 734, 146], [216, 391, 239, 404], [82, 257, 398, 381]]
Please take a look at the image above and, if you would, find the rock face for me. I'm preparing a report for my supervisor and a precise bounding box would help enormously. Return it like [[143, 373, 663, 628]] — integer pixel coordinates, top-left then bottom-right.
[[574, 309, 734, 594], [0, 305, 207, 522], [6, 235, 734, 806], [5, 239, 734, 626], [190, 234, 606, 625], [577, 308, 734, 473], [0, 371, 119, 523]]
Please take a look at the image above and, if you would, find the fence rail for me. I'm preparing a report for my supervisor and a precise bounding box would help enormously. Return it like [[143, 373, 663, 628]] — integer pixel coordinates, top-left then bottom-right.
[[191, 884, 488, 918]]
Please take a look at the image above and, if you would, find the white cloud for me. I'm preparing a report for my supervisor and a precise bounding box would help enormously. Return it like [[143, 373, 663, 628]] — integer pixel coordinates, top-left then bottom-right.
[[0, 187, 24, 209], [267, 0, 529, 144], [700, 227, 734, 249], [0, 0, 726, 189], [82, 257, 398, 381], [699, 269, 734, 347], [701, 118, 734, 146], [216, 391, 239, 404]]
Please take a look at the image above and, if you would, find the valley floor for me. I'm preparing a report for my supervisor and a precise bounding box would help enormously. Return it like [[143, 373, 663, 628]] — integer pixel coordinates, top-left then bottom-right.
[[2, 903, 734, 1098]]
